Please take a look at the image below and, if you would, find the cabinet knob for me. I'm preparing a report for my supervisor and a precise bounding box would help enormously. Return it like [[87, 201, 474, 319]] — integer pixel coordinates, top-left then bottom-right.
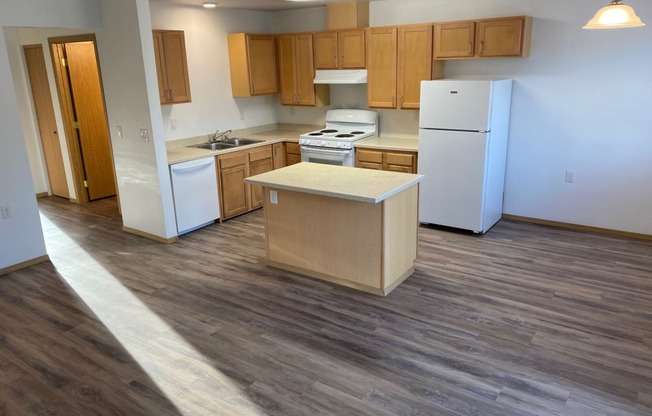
[[479, 41, 484, 54], [468, 42, 473, 54]]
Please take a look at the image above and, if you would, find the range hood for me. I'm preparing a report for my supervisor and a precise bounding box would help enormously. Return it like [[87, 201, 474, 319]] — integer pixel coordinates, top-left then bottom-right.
[[313, 69, 367, 84]]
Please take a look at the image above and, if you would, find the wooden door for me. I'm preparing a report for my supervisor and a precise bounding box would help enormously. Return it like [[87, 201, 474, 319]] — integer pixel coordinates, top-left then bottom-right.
[[64, 42, 116, 201], [152, 32, 168, 103], [339, 29, 365, 68], [161, 31, 191, 103], [366, 27, 397, 109], [218, 152, 249, 219], [24, 45, 69, 199], [277, 35, 297, 105], [397, 25, 433, 109], [272, 142, 286, 169], [247, 34, 278, 95], [313, 32, 338, 69], [476, 17, 525, 58], [294, 34, 316, 106], [434, 21, 475, 59]]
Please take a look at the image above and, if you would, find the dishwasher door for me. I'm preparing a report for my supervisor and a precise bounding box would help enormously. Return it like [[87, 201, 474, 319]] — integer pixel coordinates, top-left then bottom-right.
[[170, 157, 220, 235]]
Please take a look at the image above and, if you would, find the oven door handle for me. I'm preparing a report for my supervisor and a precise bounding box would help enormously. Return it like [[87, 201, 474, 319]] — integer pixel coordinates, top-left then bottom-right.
[[301, 146, 353, 155]]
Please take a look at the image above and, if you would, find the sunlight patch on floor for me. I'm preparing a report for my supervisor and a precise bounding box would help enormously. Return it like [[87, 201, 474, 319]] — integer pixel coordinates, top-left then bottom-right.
[[39, 213, 263, 416]]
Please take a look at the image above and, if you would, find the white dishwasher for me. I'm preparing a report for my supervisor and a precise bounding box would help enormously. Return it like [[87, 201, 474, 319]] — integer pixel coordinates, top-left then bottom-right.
[[170, 157, 220, 235]]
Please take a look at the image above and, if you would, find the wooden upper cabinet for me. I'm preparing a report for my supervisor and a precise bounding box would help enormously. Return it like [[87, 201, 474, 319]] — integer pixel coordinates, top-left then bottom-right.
[[476, 16, 532, 58], [366, 27, 398, 109], [397, 25, 433, 109], [368, 24, 439, 110], [326, 0, 369, 30], [435, 16, 532, 59], [228, 33, 278, 97], [153, 30, 191, 104], [434, 21, 476, 59], [313, 30, 365, 69], [277, 33, 329, 106]]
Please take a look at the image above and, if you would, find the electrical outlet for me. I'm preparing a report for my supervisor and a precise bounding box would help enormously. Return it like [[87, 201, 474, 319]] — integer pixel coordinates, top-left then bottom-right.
[[170, 119, 177, 130], [1, 205, 11, 219], [116, 126, 123, 138], [270, 190, 278, 205], [565, 170, 575, 183]]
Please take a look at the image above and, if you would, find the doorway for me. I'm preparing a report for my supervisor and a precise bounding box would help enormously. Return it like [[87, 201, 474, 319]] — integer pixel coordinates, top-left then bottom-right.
[[23, 44, 70, 199], [49, 34, 116, 203]]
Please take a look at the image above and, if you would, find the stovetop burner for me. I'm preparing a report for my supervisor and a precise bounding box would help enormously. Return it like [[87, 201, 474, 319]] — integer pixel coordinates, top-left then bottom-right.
[[320, 129, 338, 133], [350, 131, 365, 135], [335, 134, 354, 138], [309, 132, 324, 136]]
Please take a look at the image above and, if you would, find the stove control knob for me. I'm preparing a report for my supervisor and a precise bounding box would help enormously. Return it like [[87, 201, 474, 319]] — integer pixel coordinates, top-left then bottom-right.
[[299, 139, 306, 145]]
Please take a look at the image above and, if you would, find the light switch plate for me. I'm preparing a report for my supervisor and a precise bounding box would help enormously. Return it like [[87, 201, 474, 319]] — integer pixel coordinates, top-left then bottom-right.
[[270, 190, 278, 204], [140, 128, 149, 142]]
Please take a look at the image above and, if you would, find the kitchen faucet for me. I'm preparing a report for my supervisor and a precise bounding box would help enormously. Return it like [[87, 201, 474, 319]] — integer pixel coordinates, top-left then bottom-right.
[[210, 129, 232, 143]]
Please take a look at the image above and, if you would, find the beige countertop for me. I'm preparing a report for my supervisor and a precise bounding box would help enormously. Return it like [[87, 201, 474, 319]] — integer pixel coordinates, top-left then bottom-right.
[[354, 135, 419, 152], [167, 124, 316, 165], [245, 162, 424, 204]]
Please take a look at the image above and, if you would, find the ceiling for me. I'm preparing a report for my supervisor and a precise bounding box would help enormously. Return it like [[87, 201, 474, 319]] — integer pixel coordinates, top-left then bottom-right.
[[150, 0, 333, 12]]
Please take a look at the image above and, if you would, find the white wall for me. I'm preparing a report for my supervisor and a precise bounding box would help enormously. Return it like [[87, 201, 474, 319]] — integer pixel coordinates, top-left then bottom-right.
[[96, 0, 177, 239], [149, 2, 277, 141], [273, 0, 652, 235], [0, 0, 101, 270]]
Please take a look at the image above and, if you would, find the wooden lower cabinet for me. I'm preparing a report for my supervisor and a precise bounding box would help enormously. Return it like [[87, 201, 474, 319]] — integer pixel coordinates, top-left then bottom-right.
[[286, 142, 302, 165], [272, 142, 286, 169], [356, 148, 418, 173], [217, 145, 274, 220]]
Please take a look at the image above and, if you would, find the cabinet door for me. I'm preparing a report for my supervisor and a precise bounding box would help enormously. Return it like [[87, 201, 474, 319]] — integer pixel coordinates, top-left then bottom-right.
[[153, 31, 191, 104], [247, 34, 278, 95], [366, 27, 397, 109], [476, 17, 525, 58], [152, 32, 168, 103], [286, 142, 301, 166], [277, 35, 297, 105], [434, 22, 475, 59], [218, 153, 249, 219], [339, 30, 366, 68], [286, 154, 301, 166], [249, 159, 274, 209], [294, 34, 316, 106], [313, 32, 338, 69], [272, 142, 287, 169], [397, 25, 432, 109]]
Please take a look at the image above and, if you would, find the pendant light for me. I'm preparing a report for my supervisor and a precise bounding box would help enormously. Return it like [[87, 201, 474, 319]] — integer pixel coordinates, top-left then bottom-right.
[[583, 0, 646, 29]]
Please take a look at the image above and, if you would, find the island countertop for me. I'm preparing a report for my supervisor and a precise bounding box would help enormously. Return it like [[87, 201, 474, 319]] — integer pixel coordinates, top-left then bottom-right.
[[245, 162, 424, 204]]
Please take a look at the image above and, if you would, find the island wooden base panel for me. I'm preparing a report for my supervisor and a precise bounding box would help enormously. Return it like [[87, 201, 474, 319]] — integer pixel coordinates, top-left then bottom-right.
[[267, 261, 415, 297], [2, 196, 652, 416], [263, 187, 418, 296]]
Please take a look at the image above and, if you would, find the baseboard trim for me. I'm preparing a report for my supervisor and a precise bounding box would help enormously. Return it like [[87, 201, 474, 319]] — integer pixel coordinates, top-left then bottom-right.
[[123, 226, 178, 244], [35, 192, 49, 198], [502, 214, 652, 241], [0, 255, 50, 276]]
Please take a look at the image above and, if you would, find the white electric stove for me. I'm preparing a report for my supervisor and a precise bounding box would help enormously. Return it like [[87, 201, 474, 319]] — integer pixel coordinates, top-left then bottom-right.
[[300, 109, 378, 167]]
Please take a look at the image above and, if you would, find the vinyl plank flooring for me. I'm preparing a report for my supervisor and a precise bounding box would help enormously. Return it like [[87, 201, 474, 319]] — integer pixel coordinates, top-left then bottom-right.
[[0, 196, 651, 415]]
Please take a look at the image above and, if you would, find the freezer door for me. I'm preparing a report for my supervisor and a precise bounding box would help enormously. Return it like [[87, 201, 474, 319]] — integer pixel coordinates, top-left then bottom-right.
[[419, 80, 492, 132], [418, 129, 488, 232]]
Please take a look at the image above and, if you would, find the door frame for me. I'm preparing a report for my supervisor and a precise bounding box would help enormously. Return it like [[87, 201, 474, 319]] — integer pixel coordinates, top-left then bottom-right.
[[48, 34, 116, 204]]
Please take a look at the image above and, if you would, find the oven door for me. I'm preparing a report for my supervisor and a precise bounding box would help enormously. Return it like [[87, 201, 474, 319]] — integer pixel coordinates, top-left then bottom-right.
[[300, 146, 354, 167]]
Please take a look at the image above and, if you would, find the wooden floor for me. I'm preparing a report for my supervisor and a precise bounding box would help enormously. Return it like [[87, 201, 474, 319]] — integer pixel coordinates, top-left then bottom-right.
[[1, 196, 651, 415]]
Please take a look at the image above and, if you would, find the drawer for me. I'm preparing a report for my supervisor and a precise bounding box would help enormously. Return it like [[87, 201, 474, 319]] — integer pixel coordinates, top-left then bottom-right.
[[218, 152, 247, 169], [286, 142, 301, 154], [357, 161, 383, 170], [248, 145, 272, 162], [387, 165, 414, 173], [385, 152, 414, 167], [356, 149, 383, 163]]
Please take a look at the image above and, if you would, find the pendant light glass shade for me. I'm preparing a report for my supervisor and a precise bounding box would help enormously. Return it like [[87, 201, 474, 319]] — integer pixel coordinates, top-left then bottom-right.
[[583, 0, 646, 29]]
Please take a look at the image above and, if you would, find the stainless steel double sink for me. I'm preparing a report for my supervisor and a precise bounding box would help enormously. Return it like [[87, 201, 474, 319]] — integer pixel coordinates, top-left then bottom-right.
[[190, 138, 263, 151]]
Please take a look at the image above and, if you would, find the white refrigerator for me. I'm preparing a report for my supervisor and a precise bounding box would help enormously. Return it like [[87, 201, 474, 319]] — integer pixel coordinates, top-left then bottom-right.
[[418, 79, 513, 234]]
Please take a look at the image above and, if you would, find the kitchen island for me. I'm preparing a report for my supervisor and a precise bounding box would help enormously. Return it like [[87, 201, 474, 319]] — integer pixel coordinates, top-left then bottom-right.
[[245, 163, 424, 296]]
